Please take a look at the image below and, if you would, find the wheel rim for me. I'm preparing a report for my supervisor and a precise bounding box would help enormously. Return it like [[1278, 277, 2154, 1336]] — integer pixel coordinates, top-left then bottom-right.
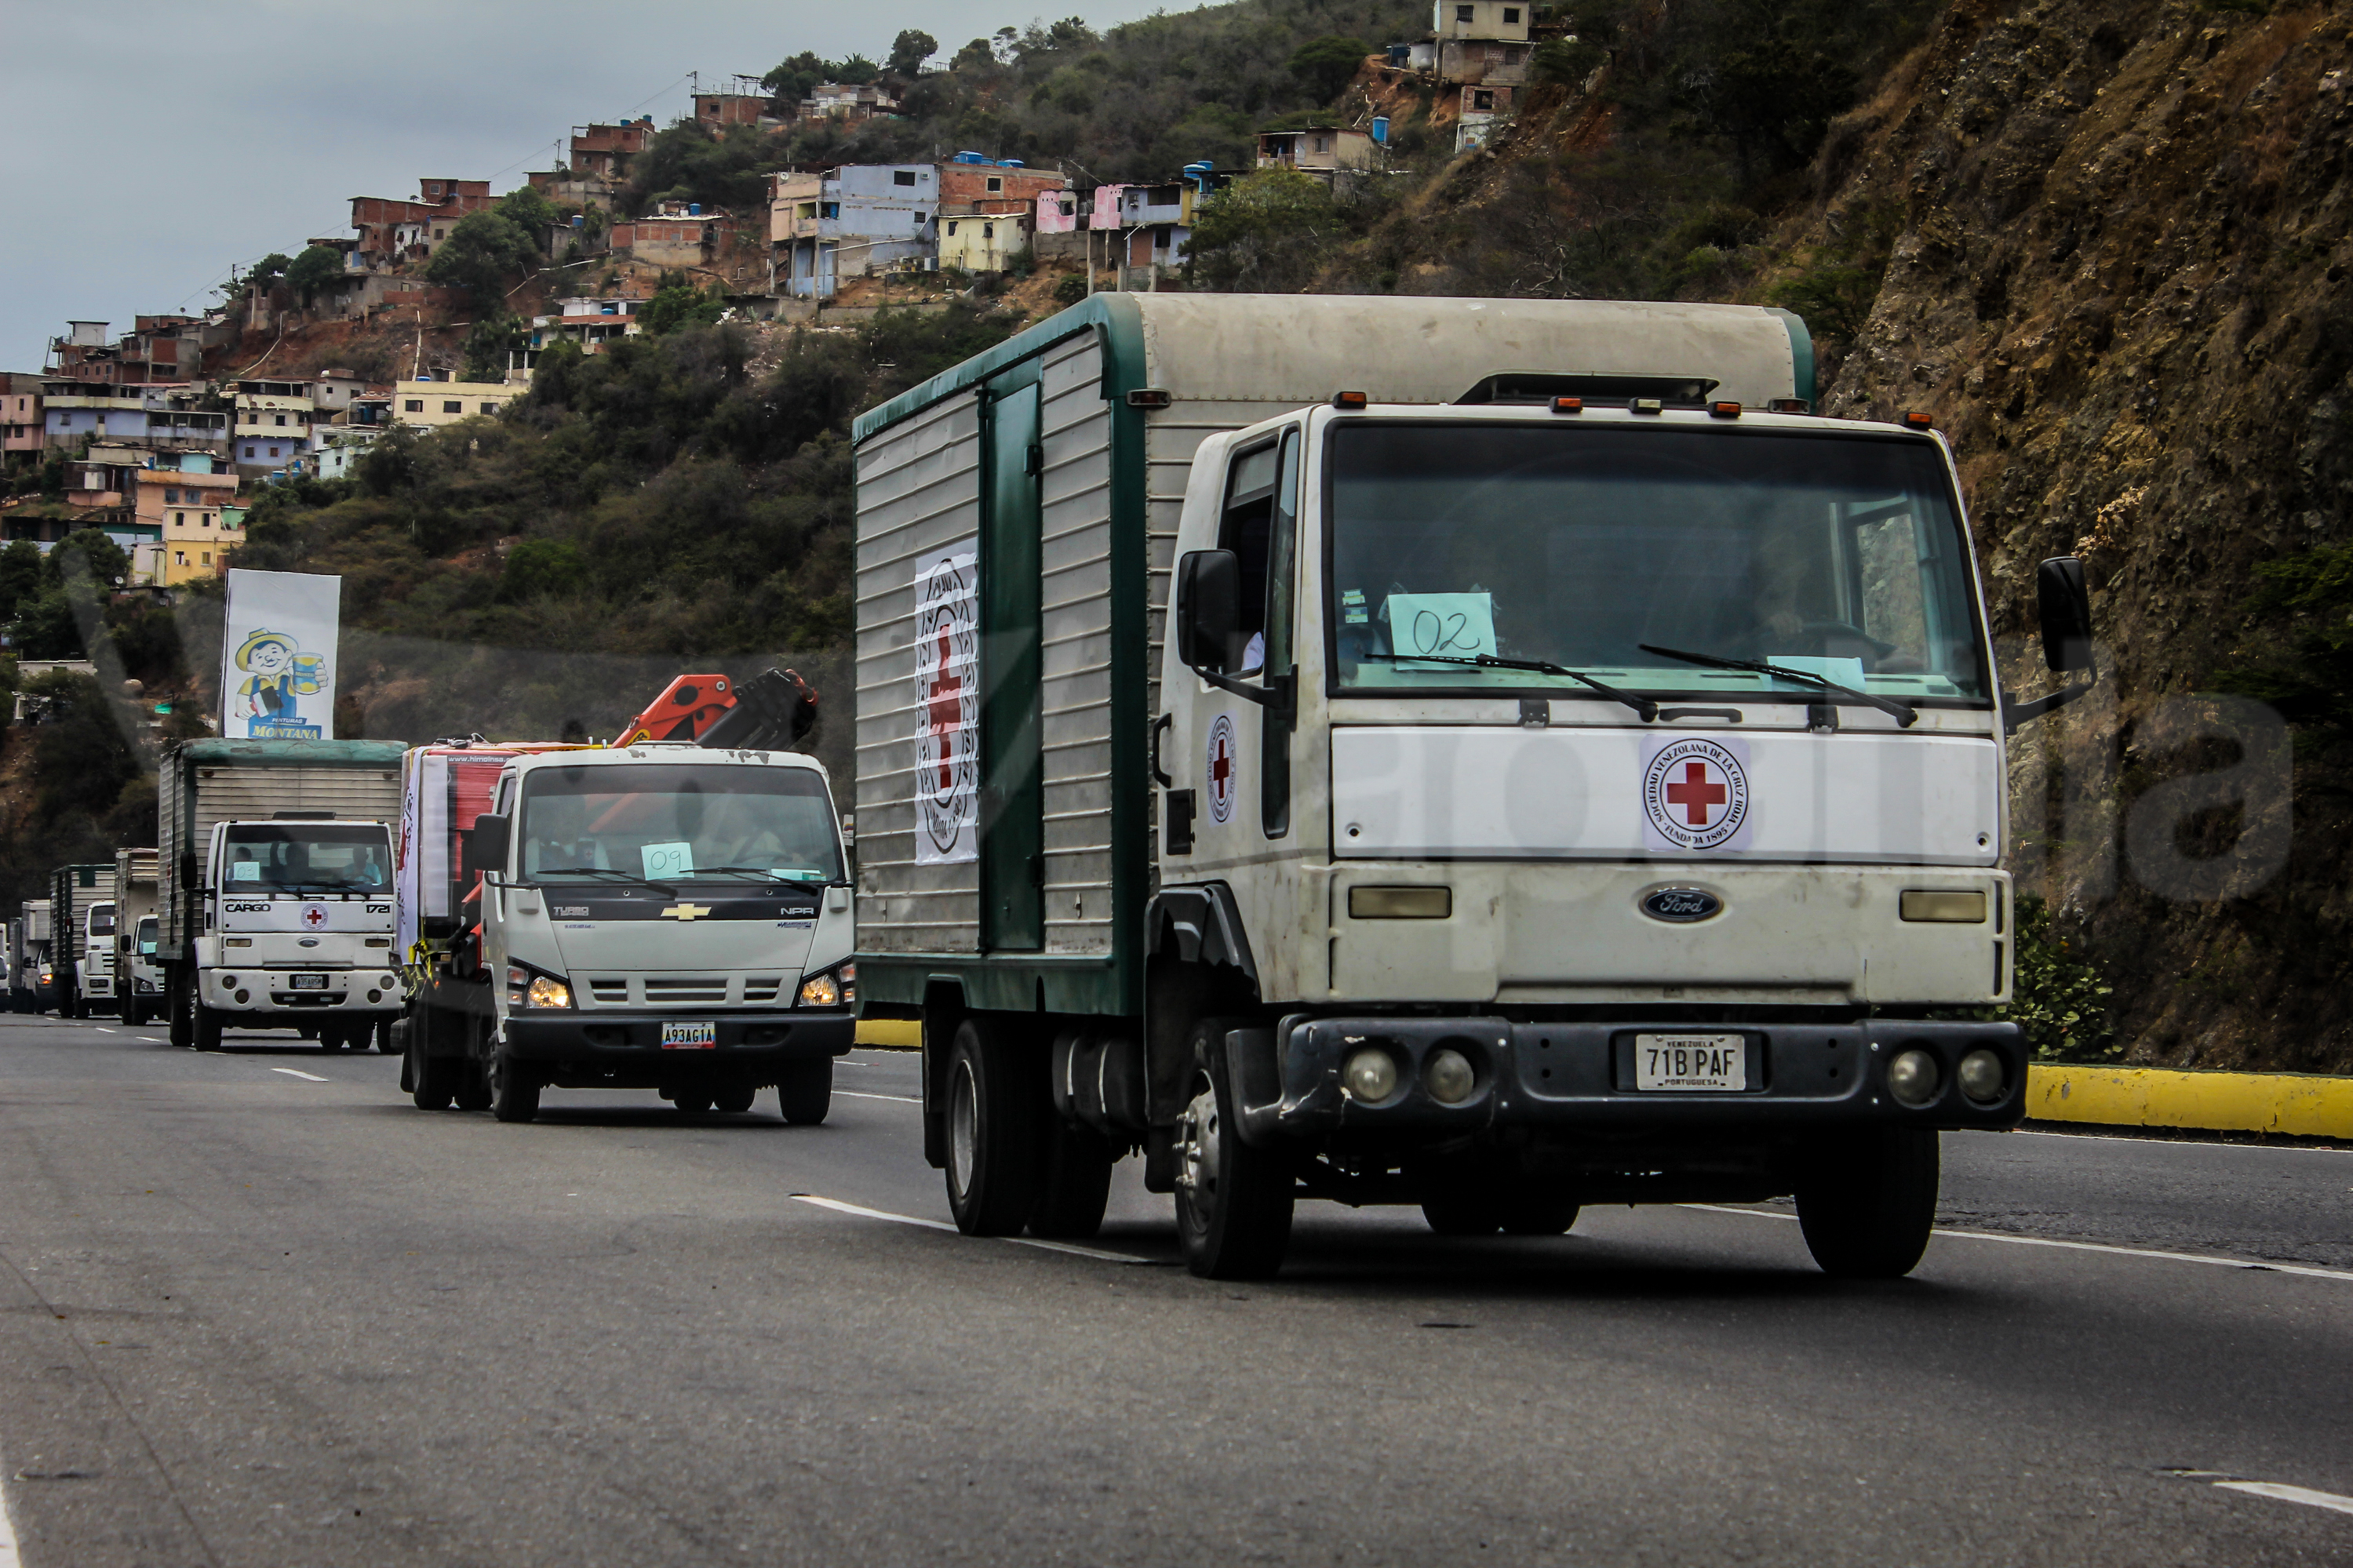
[[948, 1059, 978, 1199], [1176, 1081, 1220, 1222]]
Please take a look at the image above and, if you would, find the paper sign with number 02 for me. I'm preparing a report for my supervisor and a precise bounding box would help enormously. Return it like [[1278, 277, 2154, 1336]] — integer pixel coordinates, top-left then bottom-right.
[[1384, 592, 1498, 668]]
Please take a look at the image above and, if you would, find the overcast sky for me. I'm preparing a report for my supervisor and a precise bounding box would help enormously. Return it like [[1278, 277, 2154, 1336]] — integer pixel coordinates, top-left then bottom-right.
[[0, 1, 1168, 372]]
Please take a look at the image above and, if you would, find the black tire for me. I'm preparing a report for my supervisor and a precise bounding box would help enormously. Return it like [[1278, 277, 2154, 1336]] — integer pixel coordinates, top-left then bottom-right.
[[942, 1017, 1040, 1235], [673, 1090, 713, 1114], [490, 1053, 541, 1123], [193, 1001, 224, 1053], [1175, 1018, 1294, 1279], [1419, 1192, 1501, 1237], [1029, 1119, 1115, 1240], [298, 1024, 319, 1042], [376, 1017, 399, 1054], [319, 1025, 345, 1052], [453, 1060, 492, 1112], [123, 999, 144, 1029], [713, 1083, 756, 1115], [1499, 1193, 1581, 1237], [778, 1057, 832, 1126], [1796, 1128, 1939, 1279], [411, 1048, 456, 1111], [169, 977, 192, 1049]]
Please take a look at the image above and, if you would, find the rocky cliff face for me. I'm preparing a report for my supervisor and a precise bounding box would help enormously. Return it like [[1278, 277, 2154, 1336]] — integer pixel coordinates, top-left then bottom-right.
[[1806, 0, 2353, 1069]]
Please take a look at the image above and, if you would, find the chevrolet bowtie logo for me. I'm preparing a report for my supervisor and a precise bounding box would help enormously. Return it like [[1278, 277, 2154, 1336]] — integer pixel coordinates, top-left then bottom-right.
[[660, 903, 713, 921]]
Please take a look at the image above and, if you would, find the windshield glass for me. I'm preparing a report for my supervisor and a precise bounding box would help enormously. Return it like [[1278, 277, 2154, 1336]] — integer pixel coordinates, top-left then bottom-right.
[[1326, 424, 1989, 704], [136, 916, 158, 956], [519, 763, 841, 884], [88, 903, 115, 936], [220, 824, 392, 890]]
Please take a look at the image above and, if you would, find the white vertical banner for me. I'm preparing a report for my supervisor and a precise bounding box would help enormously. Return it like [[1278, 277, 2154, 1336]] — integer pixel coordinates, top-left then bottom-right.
[[912, 546, 979, 865], [220, 569, 341, 740]]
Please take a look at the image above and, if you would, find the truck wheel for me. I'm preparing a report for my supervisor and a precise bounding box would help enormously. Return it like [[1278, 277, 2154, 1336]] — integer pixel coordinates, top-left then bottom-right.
[[1175, 1019, 1294, 1279], [298, 1024, 319, 1042], [673, 1091, 712, 1114], [169, 980, 193, 1049], [122, 999, 144, 1028], [1029, 1119, 1114, 1240], [1499, 1195, 1581, 1237], [490, 1054, 541, 1123], [193, 1002, 224, 1053], [318, 1025, 344, 1052], [942, 1017, 1039, 1235], [376, 1018, 398, 1054], [1419, 1193, 1501, 1237], [778, 1058, 832, 1126], [410, 1049, 455, 1111], [453, 1060, 492, 1113], [1796, 1128, 1939, 1279], [713, 1083, 756, 1115]]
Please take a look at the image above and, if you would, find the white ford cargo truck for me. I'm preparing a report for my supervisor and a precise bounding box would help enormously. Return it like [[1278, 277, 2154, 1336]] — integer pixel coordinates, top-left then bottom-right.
[[158, 740, 407, 1050], [850, 293, 2093, 1279]]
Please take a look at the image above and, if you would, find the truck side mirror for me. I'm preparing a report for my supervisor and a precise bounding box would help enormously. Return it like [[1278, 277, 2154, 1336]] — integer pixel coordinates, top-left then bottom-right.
[[2036, 556, 2093, 672], [462, 813, 511, 878], [1175, 549, 1242, 675]]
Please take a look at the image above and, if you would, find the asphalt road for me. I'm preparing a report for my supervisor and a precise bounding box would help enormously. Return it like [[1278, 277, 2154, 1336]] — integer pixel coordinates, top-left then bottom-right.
[[2, 1013, 2348, 1566]]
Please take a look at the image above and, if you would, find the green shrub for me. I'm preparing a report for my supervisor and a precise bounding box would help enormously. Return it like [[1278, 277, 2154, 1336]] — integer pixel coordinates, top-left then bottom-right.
[[2003, 895, 2118, 1063]]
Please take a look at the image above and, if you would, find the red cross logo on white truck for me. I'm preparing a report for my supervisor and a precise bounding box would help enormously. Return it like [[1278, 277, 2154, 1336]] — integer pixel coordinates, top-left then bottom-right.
[[300, 904, 330, 930], [1206, 713, 1237, 824], [1642, 738, 1749, 851]]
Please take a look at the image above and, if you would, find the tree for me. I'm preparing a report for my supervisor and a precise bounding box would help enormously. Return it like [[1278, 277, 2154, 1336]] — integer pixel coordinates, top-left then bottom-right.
[[423, 212, 541, 310], [285, 245, 347, 306], [1288, 35, 1372, 104], [246, 252, 293, 289], [53, 527, 129, 588], [0, 539, 43, 622], [887, 30, 938, 78], [461, 310, 529, 383], [496, 184, 559, 235], [1187, 169, 1341, 293], [638, 283, 726, 337], [500, 539, 588, 602]]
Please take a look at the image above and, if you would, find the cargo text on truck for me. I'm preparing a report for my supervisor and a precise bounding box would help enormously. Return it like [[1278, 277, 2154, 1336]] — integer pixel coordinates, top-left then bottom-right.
[[850, 294, 2098, 1280]]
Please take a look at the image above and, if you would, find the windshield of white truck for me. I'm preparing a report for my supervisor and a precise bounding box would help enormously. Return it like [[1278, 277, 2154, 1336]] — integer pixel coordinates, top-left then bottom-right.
[[136, 917, 158, 957], [519, 764, 842, 885], [1326, 424, 1990, 705], [88, 903, 115, 936], [220, 825, 392, 892]]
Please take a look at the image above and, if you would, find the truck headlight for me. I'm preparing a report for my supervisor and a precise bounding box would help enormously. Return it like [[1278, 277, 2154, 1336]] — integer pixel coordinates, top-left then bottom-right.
[[1887, 1048, 1940, 1108], [526, 974, 571, 1010], [797, 964, 851, 1008]]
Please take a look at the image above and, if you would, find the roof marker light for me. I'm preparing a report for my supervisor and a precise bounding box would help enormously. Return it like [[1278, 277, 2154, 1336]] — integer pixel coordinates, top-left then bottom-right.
[[1125, 387, 1173, 409], [1709, 401, 1742, 419], [1550, 396, 1583, 414], [1332, 390, 1369, 409], [1631, 398, 1663, 415], [1901, 409, 1936, 430], [1767, 397, 1811, 413]]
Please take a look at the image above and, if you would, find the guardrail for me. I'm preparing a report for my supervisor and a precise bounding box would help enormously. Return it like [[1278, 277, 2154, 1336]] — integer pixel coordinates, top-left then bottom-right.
[[2027, 1064, 2353, 1140]]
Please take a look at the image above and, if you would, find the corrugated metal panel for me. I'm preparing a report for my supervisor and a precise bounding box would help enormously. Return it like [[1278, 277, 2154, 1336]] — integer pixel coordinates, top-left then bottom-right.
[[854, 389, 983, 953], [1036, 333, 1114, 953]]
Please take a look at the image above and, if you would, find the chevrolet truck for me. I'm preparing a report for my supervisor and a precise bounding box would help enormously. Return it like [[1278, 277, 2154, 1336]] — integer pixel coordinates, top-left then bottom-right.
[[850, 293, 2093, 1279]]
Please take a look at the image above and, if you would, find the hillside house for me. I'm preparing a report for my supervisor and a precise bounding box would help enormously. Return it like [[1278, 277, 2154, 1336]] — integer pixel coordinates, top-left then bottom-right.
[[770, 165, 937, 297], [41, 381, 228, 454], [231, 381, 317, 473], [610, 206, 717, 269], [3, 374, 42, 469], [938, 162, 1065, 214], [348, 178, 494, 271], [393, 375, 514, 430], [800, 83, 901, 125], [1257, 127, 1375, 178], [529, 297, 643, 353], [136, 453, 239, 587], [569, 120, 653, 177], [940, 212, 1029, 273], [1436, 0, 1528, 41], [694, 92, 771, 130]]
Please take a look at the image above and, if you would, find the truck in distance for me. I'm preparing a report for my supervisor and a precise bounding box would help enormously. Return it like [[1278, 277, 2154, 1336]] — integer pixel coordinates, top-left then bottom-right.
[[115, 849, 161, 1027], [12, 904, 56, 1014], [851, 293, 2090, 1279], [49, 864, 118, 1018], [402, 668, 854, 1123], [158, 740, 407, 1051]]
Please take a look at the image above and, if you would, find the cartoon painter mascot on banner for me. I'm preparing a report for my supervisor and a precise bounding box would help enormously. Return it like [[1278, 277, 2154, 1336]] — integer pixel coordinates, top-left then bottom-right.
[[231, 628, 327, 740]]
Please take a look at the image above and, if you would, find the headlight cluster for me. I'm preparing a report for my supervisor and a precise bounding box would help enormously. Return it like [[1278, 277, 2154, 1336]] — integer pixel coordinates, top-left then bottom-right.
[[1887, 1045, 2008, 1108], [507, 963, 571, 1010], [1341, 1042, 1481, 1107], [797, 962, 855, 1008]]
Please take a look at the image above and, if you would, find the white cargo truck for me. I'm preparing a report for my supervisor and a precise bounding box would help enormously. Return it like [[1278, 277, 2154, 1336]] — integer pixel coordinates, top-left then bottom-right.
[[114, 848, 161, 1027], [49, 864, 117, 1018], [851, 294, 2093, 1279], [15, 904, 56, 1013], [158, 740, 407, 1051], [442, 724, 855, 1125]]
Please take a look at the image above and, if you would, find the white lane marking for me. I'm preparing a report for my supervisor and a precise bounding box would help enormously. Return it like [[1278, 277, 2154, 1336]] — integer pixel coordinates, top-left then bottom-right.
[[2213, 1480, 2353, 1517], [269, 1068, 329, 1083], [789, 1194, 1155, 1264], [835, 1090, 921, 1104], [1681, 1203, 2353, 1282], [95, 1027, 115, 1034]]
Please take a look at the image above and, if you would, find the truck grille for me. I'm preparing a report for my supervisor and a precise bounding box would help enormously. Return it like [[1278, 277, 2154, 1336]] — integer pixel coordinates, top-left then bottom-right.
[[643, 976, 730, 1006], [587, 978, 630, 1006], [743, 976, 783, 1003]]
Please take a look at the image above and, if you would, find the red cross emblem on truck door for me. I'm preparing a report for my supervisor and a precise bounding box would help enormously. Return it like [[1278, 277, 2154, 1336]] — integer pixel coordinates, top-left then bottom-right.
[[1206, 713, 1237, 824], [300, 904, 330, 930], [1663, 761, 1728, 826], [926, 622, 963, 793]]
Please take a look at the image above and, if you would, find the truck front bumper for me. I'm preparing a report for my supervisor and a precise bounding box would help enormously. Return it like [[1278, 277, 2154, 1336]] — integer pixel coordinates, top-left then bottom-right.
[[501, 1007, 853, 1082], [208, 967, 401, 1015], [1228, 1015, 2027, 1146]]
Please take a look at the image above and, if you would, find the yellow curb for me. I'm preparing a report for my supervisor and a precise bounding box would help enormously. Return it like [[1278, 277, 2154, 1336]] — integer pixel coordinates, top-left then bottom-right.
[[854, 1017, 922, 1050], [2027, 1064, 2353, 1140]]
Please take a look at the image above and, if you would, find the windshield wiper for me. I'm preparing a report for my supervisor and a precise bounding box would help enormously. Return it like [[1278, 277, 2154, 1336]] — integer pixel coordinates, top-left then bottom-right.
[[687, 864, 833, 886], [1357, 651, 1658, 722], [1638, 644, 1917, 727], [537, 867, 679, 896]]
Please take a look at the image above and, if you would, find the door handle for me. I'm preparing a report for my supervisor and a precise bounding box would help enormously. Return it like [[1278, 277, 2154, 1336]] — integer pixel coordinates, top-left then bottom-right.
[[1150, 713, 1173, 788]]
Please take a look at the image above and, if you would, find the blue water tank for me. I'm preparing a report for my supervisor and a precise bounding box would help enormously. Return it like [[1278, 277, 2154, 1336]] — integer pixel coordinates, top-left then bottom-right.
[[1002, 159, 1024, 168], [688, 202, 701, 216], [1371, 116, 1390, 144]]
